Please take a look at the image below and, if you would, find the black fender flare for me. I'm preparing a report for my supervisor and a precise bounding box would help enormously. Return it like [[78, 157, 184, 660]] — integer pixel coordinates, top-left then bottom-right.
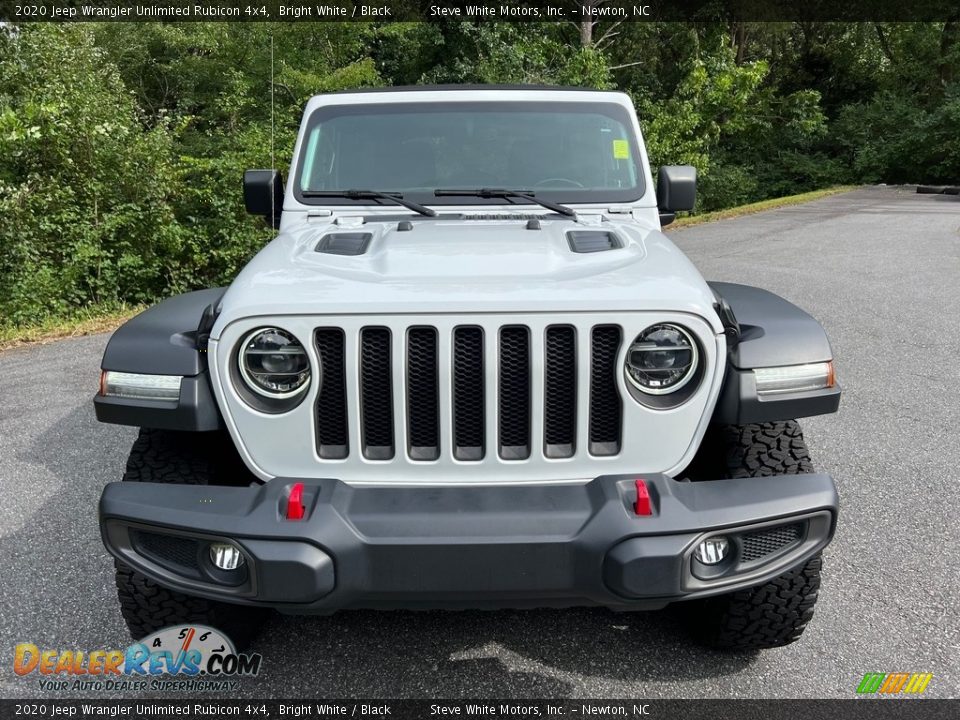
[[94, 288, 226, 431], [709, 282, 841, 425]]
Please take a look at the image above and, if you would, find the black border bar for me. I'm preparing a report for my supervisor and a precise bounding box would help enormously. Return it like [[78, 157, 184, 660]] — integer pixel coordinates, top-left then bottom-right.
[[1, 1, 959, 23], [0, 699, 957, 720]]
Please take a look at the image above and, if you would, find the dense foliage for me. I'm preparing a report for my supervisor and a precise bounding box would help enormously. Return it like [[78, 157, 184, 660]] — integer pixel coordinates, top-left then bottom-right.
[[0, 21, 957, 328]]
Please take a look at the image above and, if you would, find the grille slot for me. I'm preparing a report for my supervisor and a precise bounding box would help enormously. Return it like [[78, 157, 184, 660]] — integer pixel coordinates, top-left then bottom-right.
[[741, 523, 804, 563], [359, 327, 394, 460], [589, 325, 622, 456], [131, 530, 201, 578], [406, 327, 440, 460], [498, 326, 531, 460], [453, 327, 485, 460], [314, 328, 348, 459], [544, 326, 577, 458]]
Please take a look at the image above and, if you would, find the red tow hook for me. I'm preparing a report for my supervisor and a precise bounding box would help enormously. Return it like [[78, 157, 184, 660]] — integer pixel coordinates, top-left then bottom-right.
[[286, 482, 305, 520], [634, 479, 652, 516]]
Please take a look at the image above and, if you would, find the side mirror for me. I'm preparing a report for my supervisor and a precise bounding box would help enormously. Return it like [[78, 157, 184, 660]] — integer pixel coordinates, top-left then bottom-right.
[[656, 165, 697, 226], [244, 169, 284, 229]]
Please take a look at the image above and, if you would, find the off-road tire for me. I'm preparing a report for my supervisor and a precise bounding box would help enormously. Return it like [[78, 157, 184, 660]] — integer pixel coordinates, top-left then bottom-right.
[[681, 420, 824, 650], [683, 420, 814, 481], [113, 429, 267, 649]]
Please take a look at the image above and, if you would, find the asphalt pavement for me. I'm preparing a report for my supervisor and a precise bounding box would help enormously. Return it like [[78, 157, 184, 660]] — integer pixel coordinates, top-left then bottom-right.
[[1, 186, 957, 699]]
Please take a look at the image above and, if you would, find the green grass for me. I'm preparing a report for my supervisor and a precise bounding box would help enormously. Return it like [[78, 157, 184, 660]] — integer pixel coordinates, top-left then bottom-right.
[[0, 185, 861, 352], [669, 185, 859, 229], [0, 303, 145, 353]]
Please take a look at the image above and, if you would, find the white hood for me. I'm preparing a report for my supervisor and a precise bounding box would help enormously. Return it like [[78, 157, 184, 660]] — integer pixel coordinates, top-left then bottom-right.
[[212, 215, 723, 337]]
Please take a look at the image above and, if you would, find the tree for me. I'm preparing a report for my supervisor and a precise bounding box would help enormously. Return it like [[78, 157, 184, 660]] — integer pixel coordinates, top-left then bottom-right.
[[0, 25, 183, 323]]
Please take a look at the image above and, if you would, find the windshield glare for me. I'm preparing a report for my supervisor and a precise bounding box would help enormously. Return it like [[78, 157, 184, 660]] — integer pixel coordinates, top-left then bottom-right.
[[296, 101, 643, 205]]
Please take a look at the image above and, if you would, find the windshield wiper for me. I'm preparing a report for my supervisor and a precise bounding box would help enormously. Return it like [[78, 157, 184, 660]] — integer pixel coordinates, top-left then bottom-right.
[[301, 189, 436, 217], [433, 188, 576, 217]]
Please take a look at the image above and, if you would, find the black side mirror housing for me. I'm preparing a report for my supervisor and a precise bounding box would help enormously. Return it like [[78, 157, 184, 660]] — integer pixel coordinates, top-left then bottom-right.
[[244, 169, 284, 229], [656, 165, 697, 226]]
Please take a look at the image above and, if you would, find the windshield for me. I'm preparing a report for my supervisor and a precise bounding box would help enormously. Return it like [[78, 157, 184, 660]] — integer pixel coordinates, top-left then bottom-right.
[[294, 101, 644, 206]]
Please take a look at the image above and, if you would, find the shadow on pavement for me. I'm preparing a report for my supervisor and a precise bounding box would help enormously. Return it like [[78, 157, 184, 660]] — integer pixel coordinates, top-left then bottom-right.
[[238, 600, 756, 696], [13, 404, 756, 698]]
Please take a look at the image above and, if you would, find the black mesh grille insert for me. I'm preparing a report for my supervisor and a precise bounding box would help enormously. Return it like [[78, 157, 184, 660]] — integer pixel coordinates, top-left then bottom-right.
[[314, 328, 348, 459], [741, 523, 804, 563], [589, 325, 622, 456], [360, 327, 394, 460], [498, 326, 531, 460], [453, 327, 485, 460], [131, 530, 201, 577], [544, 326, 577, 458], [406, 327, 440, 460]]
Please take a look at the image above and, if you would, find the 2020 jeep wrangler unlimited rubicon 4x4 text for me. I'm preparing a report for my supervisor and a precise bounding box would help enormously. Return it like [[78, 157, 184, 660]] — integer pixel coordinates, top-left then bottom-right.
[[95, 86, 841, 651]]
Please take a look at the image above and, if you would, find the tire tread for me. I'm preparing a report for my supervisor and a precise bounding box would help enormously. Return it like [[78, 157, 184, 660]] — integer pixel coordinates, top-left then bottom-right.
[[684, 420, 824, 650], [113, 429, 266, 649]]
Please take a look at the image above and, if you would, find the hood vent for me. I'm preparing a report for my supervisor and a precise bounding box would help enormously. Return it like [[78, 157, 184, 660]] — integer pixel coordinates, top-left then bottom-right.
[[315, 232, 372, 256], [567, 230, 623, 254], [462, 213, 547, 221]]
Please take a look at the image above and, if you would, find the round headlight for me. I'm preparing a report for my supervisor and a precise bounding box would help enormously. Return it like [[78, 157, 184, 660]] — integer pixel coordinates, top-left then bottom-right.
[[239, 328, 311, 398], [625, 324, 698, 395]]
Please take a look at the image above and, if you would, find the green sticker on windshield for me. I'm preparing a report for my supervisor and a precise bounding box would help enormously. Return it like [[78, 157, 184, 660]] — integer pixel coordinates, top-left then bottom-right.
[[612, 139, 630, 159]]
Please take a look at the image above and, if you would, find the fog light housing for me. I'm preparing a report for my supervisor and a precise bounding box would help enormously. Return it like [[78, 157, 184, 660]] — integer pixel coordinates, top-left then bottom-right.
[[209, 542, 245, 571], [694, 536, 730, 565]]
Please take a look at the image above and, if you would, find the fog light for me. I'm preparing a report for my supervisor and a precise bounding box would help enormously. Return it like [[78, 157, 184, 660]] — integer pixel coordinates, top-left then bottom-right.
[[694, 536, 730, 565], [209, 542, 245, 571]]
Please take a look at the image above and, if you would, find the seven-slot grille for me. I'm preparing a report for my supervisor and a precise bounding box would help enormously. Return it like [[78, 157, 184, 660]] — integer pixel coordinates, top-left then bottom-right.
[[314, 323, 622, 462]]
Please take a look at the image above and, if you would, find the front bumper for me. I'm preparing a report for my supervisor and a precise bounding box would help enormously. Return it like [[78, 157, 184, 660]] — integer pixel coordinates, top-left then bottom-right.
[[99, 473, 838, 613]]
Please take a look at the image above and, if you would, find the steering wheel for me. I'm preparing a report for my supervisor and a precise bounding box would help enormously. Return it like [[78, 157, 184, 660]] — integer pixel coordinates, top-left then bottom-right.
[[534, 177, 584, 188]]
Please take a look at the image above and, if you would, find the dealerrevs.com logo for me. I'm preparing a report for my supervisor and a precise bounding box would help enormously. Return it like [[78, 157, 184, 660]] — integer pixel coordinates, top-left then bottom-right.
[[856, 673, 934, 695], [13, 625, 262, 693]]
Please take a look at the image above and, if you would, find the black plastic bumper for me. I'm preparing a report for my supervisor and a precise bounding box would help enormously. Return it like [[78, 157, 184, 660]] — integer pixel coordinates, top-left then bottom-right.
[[99, 473, 838, 613]]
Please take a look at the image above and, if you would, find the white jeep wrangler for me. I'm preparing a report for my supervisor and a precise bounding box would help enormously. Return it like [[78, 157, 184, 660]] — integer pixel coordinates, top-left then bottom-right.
[[95, 86, 841, 650]]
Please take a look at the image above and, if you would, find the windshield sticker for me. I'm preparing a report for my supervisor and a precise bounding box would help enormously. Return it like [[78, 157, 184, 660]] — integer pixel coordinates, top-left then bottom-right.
[[612, 139, 630, 159]]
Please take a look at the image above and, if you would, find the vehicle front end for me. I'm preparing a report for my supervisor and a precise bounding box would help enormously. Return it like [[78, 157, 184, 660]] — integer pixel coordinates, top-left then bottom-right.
[[95, 87, 840, 649]]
